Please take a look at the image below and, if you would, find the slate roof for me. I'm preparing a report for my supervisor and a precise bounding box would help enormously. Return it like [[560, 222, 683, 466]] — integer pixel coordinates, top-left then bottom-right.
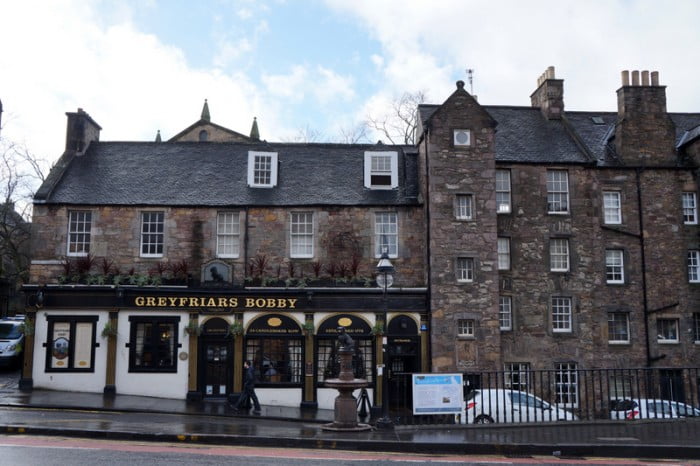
[[418, 104, 700, 166], [37, 142, 419, 207]]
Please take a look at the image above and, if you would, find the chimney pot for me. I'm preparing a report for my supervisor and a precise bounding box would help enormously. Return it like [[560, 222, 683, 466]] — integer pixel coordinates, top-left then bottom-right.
[[547, 66, 555, 79], [632, 70, 640, 86], [641, 70, 649, 86], [621, 70, 630, 86], [651, 71, 659, 86], [456, 80, 465, 90]]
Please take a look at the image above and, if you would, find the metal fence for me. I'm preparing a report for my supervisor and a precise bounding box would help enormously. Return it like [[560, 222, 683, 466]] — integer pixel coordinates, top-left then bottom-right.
[[383, 367, 700, 426]]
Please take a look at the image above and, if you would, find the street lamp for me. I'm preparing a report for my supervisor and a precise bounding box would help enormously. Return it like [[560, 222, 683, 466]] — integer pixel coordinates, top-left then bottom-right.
[[376, 248, 395, 429]]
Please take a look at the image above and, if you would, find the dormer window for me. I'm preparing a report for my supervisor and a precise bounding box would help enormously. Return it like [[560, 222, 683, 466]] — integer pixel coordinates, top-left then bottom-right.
[[364, 151, 398, 189], [247, 151, 278, 188], [198, 130, 209, 141], [453, 129, 471, 147]]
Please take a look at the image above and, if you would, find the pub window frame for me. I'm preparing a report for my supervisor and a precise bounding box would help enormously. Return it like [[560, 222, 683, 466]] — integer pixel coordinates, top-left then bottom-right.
[[128, 315, 180, 373], [45, 315, 98, 373]]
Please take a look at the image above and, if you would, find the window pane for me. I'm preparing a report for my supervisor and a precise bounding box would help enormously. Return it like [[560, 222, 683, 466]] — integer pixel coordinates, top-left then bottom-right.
[[608, 312, 629, 343], [499, 296, 512, 330], [603, 192, 621, 224], [657, 319, 679, 342], [457, 257, 474, 282], [68, 210, 92, 255], [688, 251, 700, 283], [246, 338, 303, 384], [552, 297, 572, 332], [555, 363, 578, 407], [683, 192, 698, 224], [217, 212, 240, 257], [498, 238, 510, 270], [254, 155, 272, 185], [606, 249, 624, 283], [547, 170, 569, 213], [455, 195, 473, 220], [291, 212, 314, 257], [457, 319, 474, 336], [141, 212, 164, 256], [130, 318, 178, 371], [504, 363, 529, 390], [496, 170, 511, 213], [375, 212, 398, 257], [550, 239, 569, 271]]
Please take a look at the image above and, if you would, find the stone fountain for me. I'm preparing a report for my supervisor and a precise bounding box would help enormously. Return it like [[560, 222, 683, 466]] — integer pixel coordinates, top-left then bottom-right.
[[321, 327, 371, 431]]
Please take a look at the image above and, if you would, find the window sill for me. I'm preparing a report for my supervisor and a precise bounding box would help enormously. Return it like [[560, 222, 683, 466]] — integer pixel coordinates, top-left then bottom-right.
[[608, 341, 631, 346], [547, 212, 570, 216], [657, 340, 680, 345], [457, 335, 475, 340]]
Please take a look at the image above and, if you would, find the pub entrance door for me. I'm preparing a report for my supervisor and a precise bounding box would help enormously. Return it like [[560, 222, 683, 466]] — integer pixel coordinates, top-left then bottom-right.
[[199, 317, 233, 398], [386, 315, 421, 411]]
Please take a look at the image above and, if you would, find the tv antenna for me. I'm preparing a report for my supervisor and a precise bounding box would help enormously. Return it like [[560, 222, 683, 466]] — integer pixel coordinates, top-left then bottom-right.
[[466, 69, 474, 94]]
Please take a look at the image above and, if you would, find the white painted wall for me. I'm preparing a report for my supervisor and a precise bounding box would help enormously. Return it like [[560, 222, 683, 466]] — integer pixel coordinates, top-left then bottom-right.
[[32, 309, 109, 393]]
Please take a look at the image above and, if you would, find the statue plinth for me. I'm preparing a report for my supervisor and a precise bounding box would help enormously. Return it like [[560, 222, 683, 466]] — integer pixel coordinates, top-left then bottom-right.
[[321, 347, 371, 432]]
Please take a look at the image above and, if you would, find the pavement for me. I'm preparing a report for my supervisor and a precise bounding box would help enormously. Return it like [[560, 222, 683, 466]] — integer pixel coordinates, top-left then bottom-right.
[[0, 383, 699, 460]]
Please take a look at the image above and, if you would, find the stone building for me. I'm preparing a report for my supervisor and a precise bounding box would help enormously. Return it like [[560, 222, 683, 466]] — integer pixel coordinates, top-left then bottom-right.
[[21, 68, 700, 410]]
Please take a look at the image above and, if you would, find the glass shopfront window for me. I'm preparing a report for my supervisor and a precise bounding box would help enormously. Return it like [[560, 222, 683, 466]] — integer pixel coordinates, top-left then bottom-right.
[[316, 314, 373, 384], [245, 314, 303, 385]]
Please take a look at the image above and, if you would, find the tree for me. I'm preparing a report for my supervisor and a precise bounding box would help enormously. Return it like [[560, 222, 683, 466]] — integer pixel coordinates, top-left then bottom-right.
[[366, 90, 427, 145], [0, 127, 49, 316]]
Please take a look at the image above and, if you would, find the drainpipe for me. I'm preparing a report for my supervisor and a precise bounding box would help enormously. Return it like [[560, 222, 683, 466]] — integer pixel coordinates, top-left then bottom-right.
[[244, 206, 250, 281], [423, 129, 432, 369], [636, 168, 652, 367]]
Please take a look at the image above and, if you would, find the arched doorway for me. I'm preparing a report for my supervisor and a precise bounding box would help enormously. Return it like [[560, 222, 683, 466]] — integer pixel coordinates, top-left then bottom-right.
[[198, 317, 233, 398], [387, 314, 421, 410]]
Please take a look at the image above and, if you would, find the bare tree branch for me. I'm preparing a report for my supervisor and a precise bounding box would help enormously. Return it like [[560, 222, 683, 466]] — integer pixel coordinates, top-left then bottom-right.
[[366, 90, 427, 145]]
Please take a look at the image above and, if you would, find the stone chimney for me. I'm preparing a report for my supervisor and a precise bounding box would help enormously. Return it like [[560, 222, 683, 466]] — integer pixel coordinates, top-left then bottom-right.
[[530, 66, 564, 120], [615, 70, 675, 165], [65, 108, 101, 153]]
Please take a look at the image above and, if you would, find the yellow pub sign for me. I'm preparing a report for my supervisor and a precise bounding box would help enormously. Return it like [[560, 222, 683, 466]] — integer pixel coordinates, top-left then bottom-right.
[[133, 295, 298, 309]]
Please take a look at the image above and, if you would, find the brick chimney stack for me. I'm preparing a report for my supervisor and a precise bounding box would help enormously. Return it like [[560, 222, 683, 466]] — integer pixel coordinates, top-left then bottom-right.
[[530, 66, 564, 120], [615, 70, 675, 165], [65, 108, 102, 154]]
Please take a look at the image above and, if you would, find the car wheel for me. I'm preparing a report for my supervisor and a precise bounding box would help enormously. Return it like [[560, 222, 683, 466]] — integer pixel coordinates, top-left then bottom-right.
[[474, 414, 494, 424]]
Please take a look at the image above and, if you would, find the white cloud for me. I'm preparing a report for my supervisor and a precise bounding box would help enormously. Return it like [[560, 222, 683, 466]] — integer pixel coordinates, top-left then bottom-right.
[[325, 0, 700, 112]]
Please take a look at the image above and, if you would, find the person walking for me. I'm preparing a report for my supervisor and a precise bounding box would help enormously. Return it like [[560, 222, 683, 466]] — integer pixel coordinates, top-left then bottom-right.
[[231, 360, 261, 413]]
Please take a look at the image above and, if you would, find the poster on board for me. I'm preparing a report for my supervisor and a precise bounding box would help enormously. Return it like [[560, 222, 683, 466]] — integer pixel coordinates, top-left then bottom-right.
[[412, 373, 464, 415]]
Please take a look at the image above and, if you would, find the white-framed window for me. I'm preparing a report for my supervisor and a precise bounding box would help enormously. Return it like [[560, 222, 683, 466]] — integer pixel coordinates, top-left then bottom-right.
[[657, 318, 679, 343], [683, 192, 698, 225], [499, 296, 513, 331], [693, 313, 700, 343], [608, 312, 630, 344], [551, 296, 572, 333], [67, 210, 92, 256], [456, 257, 474, 282], [216, 212, 240, 258], [688, 250, 700, 283], [496, 169, 511, 213], [290, 212, 314, 258], [603, 191, 622, 224], [455, 194, 473, 220], [247, 151, 278, 188], [504, 362, 529, 390], [140, 211, 164, 257], [453, 129, 471, 146], [498, 237, 511, 270], [550, 238, 569, 272], [374, 212, 398, 258], [554, 362, 578, 408], [364, 151, 398, 189], [547, 170, 569, 214], [457, 319, 475, 337], [605, 249, 624, 284]]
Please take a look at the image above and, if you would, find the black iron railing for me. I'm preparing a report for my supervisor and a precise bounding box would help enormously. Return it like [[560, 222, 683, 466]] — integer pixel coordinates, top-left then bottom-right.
[[379, 367, 700, 426]]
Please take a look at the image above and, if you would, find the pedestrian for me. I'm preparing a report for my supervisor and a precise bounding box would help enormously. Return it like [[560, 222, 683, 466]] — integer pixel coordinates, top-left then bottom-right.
[[231, 360, 261, 413]]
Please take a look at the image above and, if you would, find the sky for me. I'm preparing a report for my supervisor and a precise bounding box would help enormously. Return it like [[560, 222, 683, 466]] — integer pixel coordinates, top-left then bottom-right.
[[1, 0, 700, 169]]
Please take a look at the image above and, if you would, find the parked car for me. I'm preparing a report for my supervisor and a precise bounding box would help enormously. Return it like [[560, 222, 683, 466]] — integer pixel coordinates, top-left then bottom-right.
[[465, 388, 578, 424], [0, 319, 24, 368], [610, 398, 700, 420]]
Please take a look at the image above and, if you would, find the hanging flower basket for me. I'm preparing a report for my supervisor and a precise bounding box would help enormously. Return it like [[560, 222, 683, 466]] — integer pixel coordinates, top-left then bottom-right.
[[101, 321, 118, 338], [302, 321, 315, 335], [227, 321, 244, 338], [371, 322, 384, 336], [19, 320, 35, 337], [184, 320, 202, 337]]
